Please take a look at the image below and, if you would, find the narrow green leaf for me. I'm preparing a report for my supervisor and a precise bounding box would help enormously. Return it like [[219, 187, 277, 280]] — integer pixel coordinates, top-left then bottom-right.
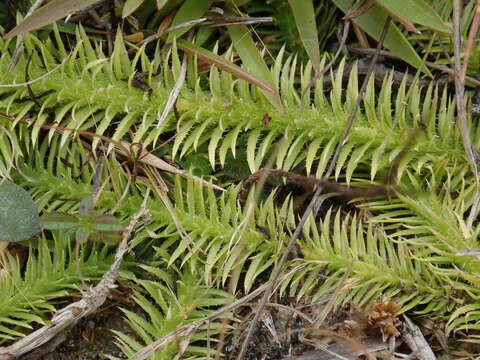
[[4, 0, 101, 39], [94, 230, 122, 245], [39, 212, 80, 230], [447, 303, 480, 334], [305, 137, 323, 175], [289, 0, 321, 73], [346, 141, 372, 185], [332, 0, 432, 77], [375, 0, 451, 34], [247, 129, 262, 172], [156, 0, 169, 10], [219, 125, 242, 166], [208, 126, 224, 169], [178, 40, 277, 94], [122, 0, 146, 18], [166, 0, 214, 42], [255, 130, 277, 170], [227, 24, 284, 113], [79, 197, 94, 217], [76, 227, 90, 244], [91, 215, 124, 232], [111, 27, 131, 79]]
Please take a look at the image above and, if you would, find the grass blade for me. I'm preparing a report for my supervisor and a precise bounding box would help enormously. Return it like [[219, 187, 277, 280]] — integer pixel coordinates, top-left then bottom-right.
[[178, 39, 277, 94], [122, 0, 145, 18], [332, 0, 432, 76], [4, 0, 101, 39], [166, 0, 214, 42], [375, 0, 452, 34], [289, 0, 321, 73]]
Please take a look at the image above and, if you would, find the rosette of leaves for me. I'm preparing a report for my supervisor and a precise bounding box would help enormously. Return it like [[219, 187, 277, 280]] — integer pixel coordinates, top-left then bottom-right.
[[39, 196, 123, 245]]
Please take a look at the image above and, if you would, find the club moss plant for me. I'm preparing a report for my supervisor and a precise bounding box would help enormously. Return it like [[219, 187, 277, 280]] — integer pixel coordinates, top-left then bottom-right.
[[1, 24, 480, 355]]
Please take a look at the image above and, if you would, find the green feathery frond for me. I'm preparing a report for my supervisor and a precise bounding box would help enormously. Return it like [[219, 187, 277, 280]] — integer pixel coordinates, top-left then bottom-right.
[[0, 236, 111, 342], [0, 25, 473, 186], [113, 266, 232, 359], [146, 177, 296, 292], [281, 205, 464, 315]]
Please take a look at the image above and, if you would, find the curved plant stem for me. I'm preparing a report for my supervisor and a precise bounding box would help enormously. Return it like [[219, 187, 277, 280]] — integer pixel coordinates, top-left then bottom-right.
[[156, 54, 187, 129]]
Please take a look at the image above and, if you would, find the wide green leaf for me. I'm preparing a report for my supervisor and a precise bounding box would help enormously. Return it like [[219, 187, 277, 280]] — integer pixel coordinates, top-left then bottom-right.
[[332, 0, 432, 77], [375, 0, 451, 34], [122, 0, 146, 18], [4, 0, 101, 39], [0, 181, 39, 242]]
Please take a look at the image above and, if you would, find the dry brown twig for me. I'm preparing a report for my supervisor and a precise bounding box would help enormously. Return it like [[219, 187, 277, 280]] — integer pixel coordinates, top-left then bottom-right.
[[241, 169, 392, 203], [0, 189, 151, 359], [453, 0, 480, 228], [235, 16, 392, 360], [401, 315, 436, 360]]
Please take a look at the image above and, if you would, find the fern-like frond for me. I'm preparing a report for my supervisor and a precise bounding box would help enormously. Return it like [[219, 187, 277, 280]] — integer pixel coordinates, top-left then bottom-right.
[[0, 25, 472, 187], [0, 236, 110, 342], [361, 172, 480, 333], [144, 177, 295, 292], [113, 266, 232, 360], [281, 207, 451, 314]]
